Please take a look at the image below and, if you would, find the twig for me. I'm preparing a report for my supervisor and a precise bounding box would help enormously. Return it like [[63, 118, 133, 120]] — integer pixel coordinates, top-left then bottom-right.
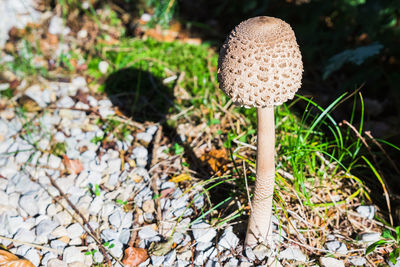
[[150, 124, 163, 223], [47, 175, 113, 266], [0, 235, 59, 254], [365, 131, 400, 176], [341, 120, 393, 225]]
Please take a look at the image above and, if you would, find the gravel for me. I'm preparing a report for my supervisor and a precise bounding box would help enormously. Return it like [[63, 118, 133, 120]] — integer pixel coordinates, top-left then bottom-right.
[[0, 51, 376, 266]]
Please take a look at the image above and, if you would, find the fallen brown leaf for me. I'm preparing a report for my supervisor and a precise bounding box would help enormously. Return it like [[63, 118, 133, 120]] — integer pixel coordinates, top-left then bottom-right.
[[0, 250, 35, 267], [62, 155, 84, 174], [122, 247, 148, 266]]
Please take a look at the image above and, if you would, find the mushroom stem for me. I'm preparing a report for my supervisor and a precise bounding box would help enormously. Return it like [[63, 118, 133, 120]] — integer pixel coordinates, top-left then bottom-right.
[[245, 106, 275, 248]]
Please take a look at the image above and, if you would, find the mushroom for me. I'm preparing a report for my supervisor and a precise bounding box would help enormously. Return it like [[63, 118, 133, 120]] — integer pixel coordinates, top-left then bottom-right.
[[217, 16, 303, 248]]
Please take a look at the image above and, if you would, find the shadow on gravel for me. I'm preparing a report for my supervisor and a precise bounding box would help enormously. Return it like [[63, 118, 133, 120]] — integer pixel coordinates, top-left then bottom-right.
[[104, 67, 212, 176], [104, 67, 173, 123]]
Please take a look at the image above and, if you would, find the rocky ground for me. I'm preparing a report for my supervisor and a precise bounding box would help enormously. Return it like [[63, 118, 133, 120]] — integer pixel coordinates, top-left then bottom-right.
[[0, 1, 395, 267]]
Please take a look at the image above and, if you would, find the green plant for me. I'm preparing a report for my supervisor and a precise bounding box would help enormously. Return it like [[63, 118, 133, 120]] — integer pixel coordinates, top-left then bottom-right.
[[366, 227, 400, 264]]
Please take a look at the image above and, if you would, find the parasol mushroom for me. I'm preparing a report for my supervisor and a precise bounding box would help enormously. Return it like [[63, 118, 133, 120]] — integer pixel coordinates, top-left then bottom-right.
[[217, 16, 303, 248]]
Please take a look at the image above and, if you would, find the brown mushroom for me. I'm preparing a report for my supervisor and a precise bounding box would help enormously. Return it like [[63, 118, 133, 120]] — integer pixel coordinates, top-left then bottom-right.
[[217, 16, 303, 248]]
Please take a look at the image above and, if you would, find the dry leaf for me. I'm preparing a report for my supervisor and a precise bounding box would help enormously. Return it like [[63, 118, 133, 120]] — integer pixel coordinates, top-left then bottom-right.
[[169, 173, 192, 183], [122, 247, 148, 266], [0, 250, 35, 267], [62, 155, 84, 174], [200, 148, 229, 173]]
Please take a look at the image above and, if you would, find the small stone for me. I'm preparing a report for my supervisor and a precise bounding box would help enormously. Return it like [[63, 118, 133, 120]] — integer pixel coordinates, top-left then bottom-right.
[[98, 61, 109, 74], [14, 229, 35, 243], [50, 239, 68, 251], [325, 240, 348, 254], [54, 211, 73, 225], [137, 132, 152, 145], [192, 221, 217, 243], [360, 232, 381, 244], [68, 262, 87, 267], [278, 247, 307, 262], [108, 158, 121, 173], [19, 193, 39, 216], [109, 241, 123, 258], [252, 244, 269, 261], [349, 256, 367, 266], [89, 196, 103, 215], [142, 199, 155, 213], [152, 255, 165, 266], [57, 96, 75, 108], [67, 223, 84, 239], [93, 250, 104, 263], [24, 248, 40, 266], [138, 225, 160, 242], [36, 219, 59, 237], [177, 250, 192, 261], [63, 246, 85, 263], [119, 229, 131, 244], [320, 257, 345, 267], [164, 249, 176, 266], [356, 205, 375, 219], [41, 252, 57, 266], [196, 242, 213, 252], [48, 259, 68, 267], [218, 228, 239, 250], [101, 229, 119, 241], [109, 210, 123, 228], [132, 146, 148, 158], [244, 247, 256, 262], [224, 257, 239, 266], [51, 225, 68, 238]]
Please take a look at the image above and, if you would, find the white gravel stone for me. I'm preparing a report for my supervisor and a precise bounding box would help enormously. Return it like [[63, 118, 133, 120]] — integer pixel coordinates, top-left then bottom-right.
[[14, 228, 35, 243], [50, 239, 68, 251], [278, 247, 307, 262], [49, 16, 70, 35], [57, 96, 75, 108], [218, 228, 239, 250], [48, 154, 62, 169], [101, 229, 119, 241], [51, 225, 68, 238], [24, 248, 40, 266], [137, 132, 152, 144], [89, 196, 103, 215], [320, 257, 345, 267], [63, 246, 85, 264], [360, 232, 381, 244], [152, 255, 165, 266], [164, 249, 177, 266], [41, 252, 57, 266], [109, 241, 123, 258], [132, 146, 148, 158], [138, 226, 160, 242], [98, 61, 109, 74], [108, 158, 121, 173], [48, 259, 68, 267], [192, 221, 217, 243], [109, 210, 123, 228], [252, 244, 269, 261], [356, 205, 375, 219], [67, 223, 84, 239], [325, 240, 348, 254], [19, 193, 39, 216], [36, 219, 59, 237], [349, 256, 367, 266]]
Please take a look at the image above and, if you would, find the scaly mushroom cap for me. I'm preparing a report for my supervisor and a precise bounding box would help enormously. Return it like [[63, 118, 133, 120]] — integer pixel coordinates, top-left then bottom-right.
[[217, 16, 303, 108]]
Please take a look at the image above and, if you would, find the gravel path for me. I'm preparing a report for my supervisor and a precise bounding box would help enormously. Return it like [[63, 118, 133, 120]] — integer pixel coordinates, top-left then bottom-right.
[[0, 77, 251, 266]]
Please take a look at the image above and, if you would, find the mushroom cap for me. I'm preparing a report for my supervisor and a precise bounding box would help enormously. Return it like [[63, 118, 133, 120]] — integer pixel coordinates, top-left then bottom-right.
[[217, 16, 303, 108]]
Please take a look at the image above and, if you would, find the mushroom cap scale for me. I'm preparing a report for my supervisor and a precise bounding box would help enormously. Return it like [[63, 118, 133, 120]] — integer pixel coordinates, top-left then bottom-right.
[[218, 16, 303, 108]]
